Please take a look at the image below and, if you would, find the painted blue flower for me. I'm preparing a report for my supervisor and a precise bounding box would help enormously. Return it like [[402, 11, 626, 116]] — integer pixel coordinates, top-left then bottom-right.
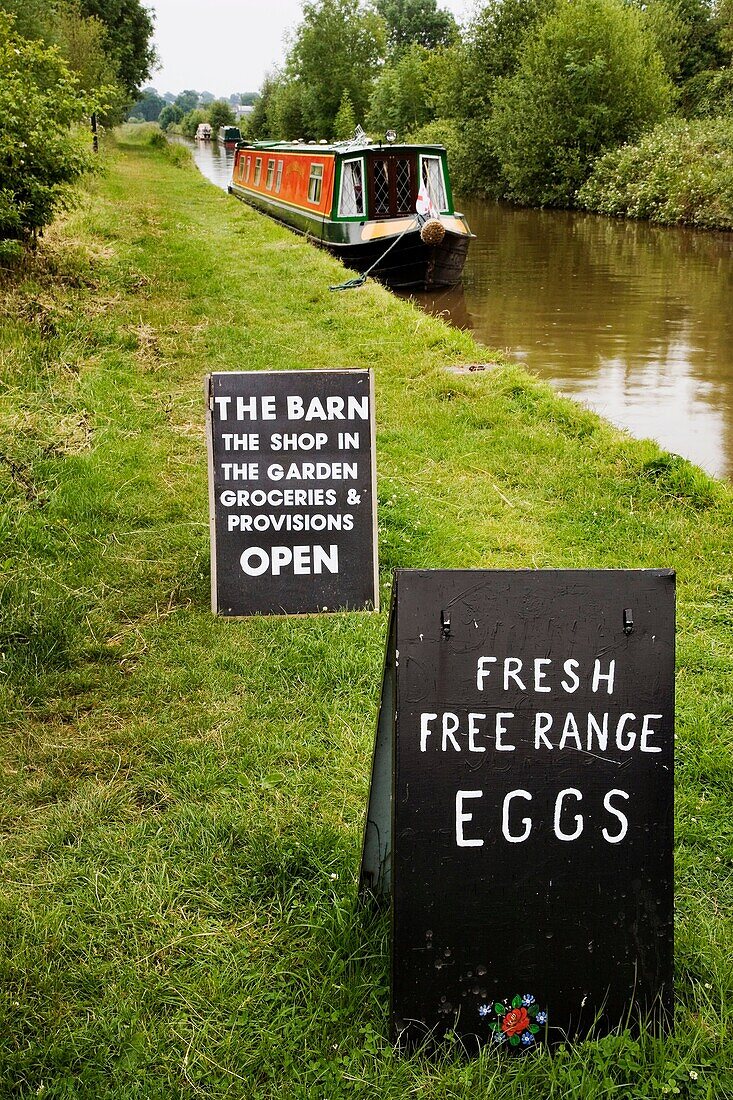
[[536, 1011, 547, 1024], [478, 1004, 491, 1017], [493, 1031, 507, 1044], [521, 1031, 534, 1045], [521, 994, 535, 1006]]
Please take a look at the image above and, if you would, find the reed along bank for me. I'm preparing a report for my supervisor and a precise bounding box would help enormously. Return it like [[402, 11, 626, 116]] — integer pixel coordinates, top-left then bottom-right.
[[0, 128, 731, 1099]]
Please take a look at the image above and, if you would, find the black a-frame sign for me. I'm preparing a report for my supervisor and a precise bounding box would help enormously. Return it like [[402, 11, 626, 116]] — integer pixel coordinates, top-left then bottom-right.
[[360, 569, 675, 1049]]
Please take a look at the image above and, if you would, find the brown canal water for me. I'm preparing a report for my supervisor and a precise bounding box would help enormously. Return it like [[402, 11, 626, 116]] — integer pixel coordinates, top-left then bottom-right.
[[183, 137, 733, 481], [407, 199, 733, 482]]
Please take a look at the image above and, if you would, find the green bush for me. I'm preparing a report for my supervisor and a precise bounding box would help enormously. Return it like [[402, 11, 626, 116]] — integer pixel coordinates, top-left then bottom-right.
[[409, 117, 502, 197], [679, 67, 733, 118], [577, 116, 733, 228], [0, 13, 97, 244], [490, 0, 673, 206]]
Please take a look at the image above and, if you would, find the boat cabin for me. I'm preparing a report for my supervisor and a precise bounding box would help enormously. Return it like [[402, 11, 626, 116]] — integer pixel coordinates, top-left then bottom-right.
[[218, 125, 242, 145], [231, 141, 453, 224], [227, 137, 473, 289]]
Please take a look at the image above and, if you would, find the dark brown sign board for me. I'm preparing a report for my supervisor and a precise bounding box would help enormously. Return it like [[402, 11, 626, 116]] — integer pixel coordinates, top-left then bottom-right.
[[206, 369, 378, 616], [360, 569, 675, 1049]]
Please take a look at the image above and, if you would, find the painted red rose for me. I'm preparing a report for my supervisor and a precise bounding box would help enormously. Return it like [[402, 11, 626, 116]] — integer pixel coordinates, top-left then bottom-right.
[[501, 1007, 530, 1037]]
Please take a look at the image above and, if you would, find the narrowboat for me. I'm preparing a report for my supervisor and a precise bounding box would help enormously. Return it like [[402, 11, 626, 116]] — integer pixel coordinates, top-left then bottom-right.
[[218, 125, 242, 146], [227, 133, 473, 289]]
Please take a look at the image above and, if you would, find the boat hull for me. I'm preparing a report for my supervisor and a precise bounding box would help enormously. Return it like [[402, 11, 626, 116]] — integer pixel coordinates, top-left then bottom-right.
[[325, 229, 471, 290], [228, 183, 471, 290]]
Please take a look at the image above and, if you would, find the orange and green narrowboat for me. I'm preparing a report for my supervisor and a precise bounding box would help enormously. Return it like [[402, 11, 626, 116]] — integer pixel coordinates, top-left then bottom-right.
[[227, 136, 474, 289]]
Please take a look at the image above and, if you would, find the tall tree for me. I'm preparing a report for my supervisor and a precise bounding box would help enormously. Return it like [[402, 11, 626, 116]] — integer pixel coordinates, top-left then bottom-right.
[[375, 0, 457, 53], [129, 86, 165, 121], [490, 0, 673, 206], [459, 0, 557, 118], [76, 0, 156, 98], [208, 99, 236, 133], [288, 0, 386, 138]]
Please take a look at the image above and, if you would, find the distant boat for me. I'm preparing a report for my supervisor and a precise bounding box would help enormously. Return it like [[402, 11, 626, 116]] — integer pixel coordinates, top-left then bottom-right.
[[218, 125, 242, 146], [195, 123, 212, 141], [227, 133, 474, 289]]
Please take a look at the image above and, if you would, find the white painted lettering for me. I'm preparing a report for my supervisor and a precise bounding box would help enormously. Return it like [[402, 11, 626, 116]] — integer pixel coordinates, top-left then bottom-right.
[[456, 790, 484, 847], [554, 788, 584, 841], [502, 790, 532, 843], [592, 658, 616, 695], [602, 789, 630, 843]]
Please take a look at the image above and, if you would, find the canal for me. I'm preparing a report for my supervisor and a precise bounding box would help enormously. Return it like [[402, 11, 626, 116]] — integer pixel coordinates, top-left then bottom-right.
[[184, 137, 733, 481]]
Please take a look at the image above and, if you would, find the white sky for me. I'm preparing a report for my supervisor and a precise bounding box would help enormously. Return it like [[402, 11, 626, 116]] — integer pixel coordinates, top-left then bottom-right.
[[148, 0, 473, 98]]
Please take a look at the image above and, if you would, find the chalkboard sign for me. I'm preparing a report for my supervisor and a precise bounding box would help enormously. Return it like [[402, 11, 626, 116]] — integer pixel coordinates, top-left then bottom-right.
[[360, 569, 674, 1048], [206, 370, 378, 616]]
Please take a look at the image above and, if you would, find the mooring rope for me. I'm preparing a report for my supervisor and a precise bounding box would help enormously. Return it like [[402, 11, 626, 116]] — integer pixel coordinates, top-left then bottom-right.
[[329, 216, 421, 292]]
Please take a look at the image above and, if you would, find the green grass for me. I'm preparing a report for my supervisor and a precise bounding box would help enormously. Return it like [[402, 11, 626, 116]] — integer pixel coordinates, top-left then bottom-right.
[[0, 126, 731, 1098]]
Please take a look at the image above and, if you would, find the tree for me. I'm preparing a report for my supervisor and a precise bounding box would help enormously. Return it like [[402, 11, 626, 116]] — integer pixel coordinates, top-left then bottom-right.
[[76, 0, 156, 98], [367, 44, 435, 135], [181, 108, 209, 139], [128, 86, 165, 121], [334, 89, 357, 138], [174, 89, 200, 114], [288, 0, 386, 138], [375, 0, 457, 54], [208, 99, 236, 133], [0, 0, 51, 42], [247, 76, 277, 139], [490, 0, 673, 206], [458, 0, 557, 119], [158, 103, 183, 130], [268, 79, 306, 139], [0, 13, 96, 250]]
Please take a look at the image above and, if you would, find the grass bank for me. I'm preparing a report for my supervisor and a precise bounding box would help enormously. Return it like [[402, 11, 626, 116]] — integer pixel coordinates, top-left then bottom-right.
[[0, 128, 731, 1098]]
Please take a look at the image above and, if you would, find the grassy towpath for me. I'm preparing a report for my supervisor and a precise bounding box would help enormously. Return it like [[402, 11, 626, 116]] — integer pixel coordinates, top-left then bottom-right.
[[0, 128, 731, 1099]]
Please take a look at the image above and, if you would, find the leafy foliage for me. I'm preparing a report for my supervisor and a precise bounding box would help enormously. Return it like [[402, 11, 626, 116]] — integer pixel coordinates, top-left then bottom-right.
[[577, 115, 733, 228], [334, 89, 357, 139], [375, 0, 457, 54], [679, 66, 733, 116], [0, 13, 96, 245], [208, 99, 236, 134], [490, 0, 673, 206], [129, 86, 166, 122], [457, 0, 557, 119], [158, 103, 183, 130], [367, 44, 435, 135], [287, 0, 386, 138], [75, 0, 156, 98]]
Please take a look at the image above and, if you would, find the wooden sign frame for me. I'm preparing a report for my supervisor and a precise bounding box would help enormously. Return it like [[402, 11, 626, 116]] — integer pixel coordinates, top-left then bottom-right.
[[361, 569, 675, 1048]]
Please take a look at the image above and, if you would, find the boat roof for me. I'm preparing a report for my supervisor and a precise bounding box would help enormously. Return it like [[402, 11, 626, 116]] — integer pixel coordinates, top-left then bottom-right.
[[234, 139, 446, 157]]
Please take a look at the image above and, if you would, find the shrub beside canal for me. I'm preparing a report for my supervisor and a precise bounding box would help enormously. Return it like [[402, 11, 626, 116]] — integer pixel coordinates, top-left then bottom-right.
[[578, 116, 733, 230]]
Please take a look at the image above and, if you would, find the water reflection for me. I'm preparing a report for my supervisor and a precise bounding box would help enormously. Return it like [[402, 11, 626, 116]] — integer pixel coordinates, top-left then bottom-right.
[[172, 134, 235, 192], [409, 202, 733, 480], [181, 137, 733, 480]]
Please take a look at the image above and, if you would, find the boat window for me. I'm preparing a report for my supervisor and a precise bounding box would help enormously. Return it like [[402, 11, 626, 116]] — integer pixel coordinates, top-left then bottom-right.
[[308, 163, 324, 204], [245, 156, 251, 183], [395, 158, 412, 214], [275, 160, 283, 193], [339, 159, 364, 217], [266, 158, 275, 190], [238, 155, 246, 182], [254, 157, 262, 185], [373, 159, 390, 216], [420, 155, 447, 211]]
